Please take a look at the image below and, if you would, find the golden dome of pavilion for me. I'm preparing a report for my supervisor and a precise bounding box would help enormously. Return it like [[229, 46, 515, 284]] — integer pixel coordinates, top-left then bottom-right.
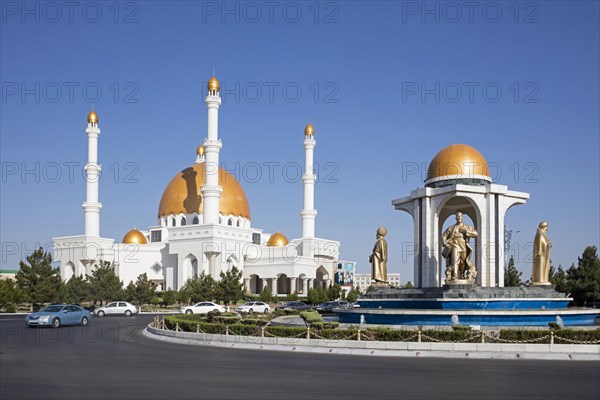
[[196, 145, 205, 156], [87, 110, 98, 124], [208, 76, 220, 92], [426, 144, 491, 183], [304, 123, 314, 136], [266, 232, 289, 247], [158, 163, 250, 219], [122, 228, 148, 244]]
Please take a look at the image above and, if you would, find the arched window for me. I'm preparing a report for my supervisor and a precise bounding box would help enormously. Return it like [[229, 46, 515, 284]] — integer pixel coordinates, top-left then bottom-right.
[[181, 217, 186, 226], [237, 220, 240, 227], [228, 218, 233, 226], [171, 217, 176, 227], [193, 216, 199, 224]]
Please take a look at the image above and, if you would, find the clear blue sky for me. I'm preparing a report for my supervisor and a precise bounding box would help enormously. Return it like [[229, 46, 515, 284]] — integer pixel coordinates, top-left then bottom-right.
[[1, 1, 599, 282]]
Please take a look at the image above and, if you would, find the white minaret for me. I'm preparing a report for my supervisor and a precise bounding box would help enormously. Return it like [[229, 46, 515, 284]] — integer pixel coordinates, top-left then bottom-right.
[[201, 76, 223, 224], [83, 108, 102, 237], [301, 123, 317, 238]]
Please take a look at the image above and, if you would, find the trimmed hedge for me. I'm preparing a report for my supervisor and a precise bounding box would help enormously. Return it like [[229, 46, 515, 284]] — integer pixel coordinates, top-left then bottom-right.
[[162, 316, 600, 343], [299, 311, 322, 324]]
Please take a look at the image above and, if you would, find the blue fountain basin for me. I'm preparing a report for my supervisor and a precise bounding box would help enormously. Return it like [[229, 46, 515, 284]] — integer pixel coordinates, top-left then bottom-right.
[[356, 298, 571, 310], [335, 308, 600, 327]]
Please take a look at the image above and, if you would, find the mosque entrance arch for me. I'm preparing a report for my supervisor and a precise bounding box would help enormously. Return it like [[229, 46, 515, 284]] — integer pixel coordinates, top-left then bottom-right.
[[315, 265, 330, 288]]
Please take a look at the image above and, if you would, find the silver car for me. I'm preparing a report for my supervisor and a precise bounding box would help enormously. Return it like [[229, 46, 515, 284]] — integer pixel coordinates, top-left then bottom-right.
[[95, 301, 139, 317]]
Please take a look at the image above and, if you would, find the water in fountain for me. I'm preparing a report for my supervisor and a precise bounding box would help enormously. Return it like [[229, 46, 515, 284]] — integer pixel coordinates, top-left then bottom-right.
[[556, 315, 564, 328], [451, 314, 460, 325]]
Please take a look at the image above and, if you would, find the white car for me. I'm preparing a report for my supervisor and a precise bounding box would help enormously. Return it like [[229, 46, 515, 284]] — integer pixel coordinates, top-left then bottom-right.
[[180, 302, 225, 314], [95, 301, 139, 317], [236, 301, 270, 314]]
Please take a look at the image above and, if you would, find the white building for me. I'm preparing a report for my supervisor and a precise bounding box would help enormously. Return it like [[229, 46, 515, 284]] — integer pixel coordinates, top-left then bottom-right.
[[354, 273, 401, 293], [53, 76, 349, 296]]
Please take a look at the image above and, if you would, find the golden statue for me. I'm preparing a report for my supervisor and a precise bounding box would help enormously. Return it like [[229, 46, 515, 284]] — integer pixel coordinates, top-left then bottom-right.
[[442, 212, 478, 283], [532, 221, 551, 285], [370, 227, 388, 284]]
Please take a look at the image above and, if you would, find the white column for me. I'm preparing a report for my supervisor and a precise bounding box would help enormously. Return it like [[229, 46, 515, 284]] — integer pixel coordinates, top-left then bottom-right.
[[301, 125, 317, 238], [290, 277, 297, 294], [302, 278, 308, 294], [271, 278, 278, 296], [201, 77, 223, 224], [308, 278, 314, 289], [83, 113, 102, 237], [244, 278, 251, 293]]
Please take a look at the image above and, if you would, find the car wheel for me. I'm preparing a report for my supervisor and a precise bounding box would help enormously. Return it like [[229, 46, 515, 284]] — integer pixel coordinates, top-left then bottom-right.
[[80, 317, 88, 326], [97, 310, 105, 317], [185, 309, 193, 314], [52, 318, 61, 328], [125, 310, 132, 317], [213, 309, 219, 313], [263, 308, 269, 314], [248, 308, 253, 314]]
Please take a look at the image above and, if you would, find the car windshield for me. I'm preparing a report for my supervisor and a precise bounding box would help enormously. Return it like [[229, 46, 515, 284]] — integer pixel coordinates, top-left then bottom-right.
[[41, 305, 64, 312]]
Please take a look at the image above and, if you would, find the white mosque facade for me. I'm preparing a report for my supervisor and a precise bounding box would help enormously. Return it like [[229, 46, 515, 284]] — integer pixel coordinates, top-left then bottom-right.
[[53, 76, 343, 296]]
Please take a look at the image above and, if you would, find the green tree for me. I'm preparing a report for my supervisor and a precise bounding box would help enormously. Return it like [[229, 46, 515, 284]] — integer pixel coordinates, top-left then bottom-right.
[[62, 275, 90, 304], [128, 273, 156, 305], [566, 246, 600, 306], [346, 287, 361, 302], [307, 286, 329, 304], [162, 289, 177, 306], [216, 266, 244, 305], [404, 281, 414, 289], [15, 248, 63, 309], [87, 260, 124, 305], [180, 272, 217, 303], [327, 284, 342, 301], [504, 256, 522, 287], [0, 278, 17, 308], [259, 286, 273, 303], [549, 264, 568, 294]]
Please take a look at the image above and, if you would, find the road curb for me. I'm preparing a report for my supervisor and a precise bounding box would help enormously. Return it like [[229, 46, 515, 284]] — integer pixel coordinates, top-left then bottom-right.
[[142, 326, 600, 361]]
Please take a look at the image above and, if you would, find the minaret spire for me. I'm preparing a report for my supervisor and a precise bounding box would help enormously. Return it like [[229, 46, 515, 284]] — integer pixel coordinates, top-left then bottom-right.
[[83, 108, 102, 237], [301, 123, 317, 238], [201, 75, 223, 224]]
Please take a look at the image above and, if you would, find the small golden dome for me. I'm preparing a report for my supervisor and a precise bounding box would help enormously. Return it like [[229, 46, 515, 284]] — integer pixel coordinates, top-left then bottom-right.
[[266, 232, 289, 247], [87, 110, 98, 124], [158, 163, 251, 219], [196, 145, 205, 156], [122, 228, 147, 245], [208, 76, 220, 92], [304, 123, 314, 136], [426, 144, 490, 181]]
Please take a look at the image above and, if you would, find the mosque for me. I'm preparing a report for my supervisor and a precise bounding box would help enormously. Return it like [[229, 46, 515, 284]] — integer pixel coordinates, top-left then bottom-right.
[[52, 76, 345, 296]]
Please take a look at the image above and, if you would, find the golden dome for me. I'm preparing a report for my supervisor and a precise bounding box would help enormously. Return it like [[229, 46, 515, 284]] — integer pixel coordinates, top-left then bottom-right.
[[266, 232, 289, 247], [196, 145, 205, 156], [426, 144, 490, 181], [304, 123, 314, 136], [87, 110, 98, 124], [208, 76, 220, 92], [122, 228, 147, 244], [158, 163, 250, 219]]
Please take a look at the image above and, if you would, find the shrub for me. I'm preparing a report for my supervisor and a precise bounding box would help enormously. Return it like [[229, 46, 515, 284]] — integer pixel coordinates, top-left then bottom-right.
[[311, 322, 340, 330], [265, 325, 307, 338], [5, 303, 16, 313], [299, 311, 322, 324], [239, 318, 269, 326]]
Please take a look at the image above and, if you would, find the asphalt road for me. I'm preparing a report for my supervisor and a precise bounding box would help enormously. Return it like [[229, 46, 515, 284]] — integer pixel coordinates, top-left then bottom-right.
[[1, 314, 599, 400]]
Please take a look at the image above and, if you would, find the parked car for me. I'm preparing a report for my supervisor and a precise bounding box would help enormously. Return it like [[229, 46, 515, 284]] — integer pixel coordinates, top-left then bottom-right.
[[180, 302, 225, 314], [315, 301, 351, 314], [25, 304, 92, 328], [274, 301, 311, 311], [236, 301, 270, 314], [95, 301, 139, 317]]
